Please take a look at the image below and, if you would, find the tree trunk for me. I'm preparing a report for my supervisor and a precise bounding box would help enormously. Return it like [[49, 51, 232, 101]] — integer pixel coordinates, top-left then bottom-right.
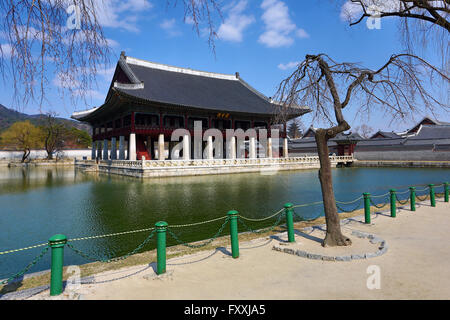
[[45, 136, 53, 160], [315, 129, 352, 247]]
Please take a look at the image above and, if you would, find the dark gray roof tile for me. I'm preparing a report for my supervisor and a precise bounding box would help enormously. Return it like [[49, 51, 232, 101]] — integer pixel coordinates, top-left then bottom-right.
[[114, 56, 309, 116]]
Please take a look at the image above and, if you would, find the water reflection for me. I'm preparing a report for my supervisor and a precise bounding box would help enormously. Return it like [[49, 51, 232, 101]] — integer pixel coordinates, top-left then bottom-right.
[[0, 166, 90, 195]]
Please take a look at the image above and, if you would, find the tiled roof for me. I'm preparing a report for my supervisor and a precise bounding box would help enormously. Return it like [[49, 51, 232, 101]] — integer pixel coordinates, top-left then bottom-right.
[[113, 53, 310, 116], [409, 125, 450, 140]]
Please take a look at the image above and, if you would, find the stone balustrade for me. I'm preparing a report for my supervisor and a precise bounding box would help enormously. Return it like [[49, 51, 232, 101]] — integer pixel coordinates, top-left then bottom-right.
[[75, 155, 353, 169]]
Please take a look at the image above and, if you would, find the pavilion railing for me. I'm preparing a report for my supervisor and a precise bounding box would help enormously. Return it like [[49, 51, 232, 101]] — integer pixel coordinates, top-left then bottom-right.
[[75, 155, 354, 170]]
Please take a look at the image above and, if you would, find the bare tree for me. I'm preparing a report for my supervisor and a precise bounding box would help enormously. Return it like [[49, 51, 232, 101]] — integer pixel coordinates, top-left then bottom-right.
[[39, 112, 67, 160], [354, 124, 374, 138], [275, 53, 448, 247], [0, 0, 110, 109], [0, 0, 222, 110], [342, 0, 449, 66]]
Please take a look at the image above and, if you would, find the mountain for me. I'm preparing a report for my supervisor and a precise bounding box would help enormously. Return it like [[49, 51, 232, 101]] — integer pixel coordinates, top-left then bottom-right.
[[0, 104, 91, 133]]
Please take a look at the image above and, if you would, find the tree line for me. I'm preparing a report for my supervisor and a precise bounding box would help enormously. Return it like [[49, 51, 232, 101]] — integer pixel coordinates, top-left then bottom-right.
[[0, 113, 92, 162]]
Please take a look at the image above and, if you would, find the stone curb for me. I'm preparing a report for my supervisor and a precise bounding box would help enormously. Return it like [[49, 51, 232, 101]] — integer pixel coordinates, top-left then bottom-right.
[[272, 223, 388, 262]]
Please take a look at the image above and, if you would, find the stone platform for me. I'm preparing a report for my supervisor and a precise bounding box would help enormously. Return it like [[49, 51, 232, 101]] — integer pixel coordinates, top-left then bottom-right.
[[75, 156, 354, 178]]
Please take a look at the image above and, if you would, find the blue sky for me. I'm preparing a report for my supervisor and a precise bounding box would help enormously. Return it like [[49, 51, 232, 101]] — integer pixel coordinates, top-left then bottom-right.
[[0, 0, 448, 133]]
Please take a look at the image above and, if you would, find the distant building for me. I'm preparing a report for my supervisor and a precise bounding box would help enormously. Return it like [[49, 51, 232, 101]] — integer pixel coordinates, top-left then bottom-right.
[[289, 127, 363, 156], [369, 117, 450, 139], [289, 117, 450, 161]]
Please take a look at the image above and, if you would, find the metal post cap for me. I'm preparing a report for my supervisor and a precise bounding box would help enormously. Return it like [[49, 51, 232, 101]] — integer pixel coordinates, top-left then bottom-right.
[[428, 184, 434, 187], [284, 203, 293, 209], [363, 192, 370, 196], [409, 186, 416, 189], [227, 210, 239, 216], [390, 189, 396, 192], [48, 234, 67, 246], [155, 221, 168, 229]]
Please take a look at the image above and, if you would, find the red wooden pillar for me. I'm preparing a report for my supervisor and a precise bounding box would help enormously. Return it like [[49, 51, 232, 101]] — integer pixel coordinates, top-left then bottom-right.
[[131, 112, 135, 133]]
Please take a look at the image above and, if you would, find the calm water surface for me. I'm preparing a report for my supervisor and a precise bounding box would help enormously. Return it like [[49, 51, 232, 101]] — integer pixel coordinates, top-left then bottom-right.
[[0, 166, 449, 278]]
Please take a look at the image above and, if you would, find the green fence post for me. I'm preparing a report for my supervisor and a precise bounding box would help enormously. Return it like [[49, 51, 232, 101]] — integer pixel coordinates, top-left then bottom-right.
[[284, 203, 295, 243], [429, 184, 436, 207], [445, 182, 449, 203], [155, 221, 168, 275], [49, 234, 67, 296], [227, 210, 239, 259], [390, 189, 397, 218], [409, 187, 416, 212], [363, 193, 371, 224]]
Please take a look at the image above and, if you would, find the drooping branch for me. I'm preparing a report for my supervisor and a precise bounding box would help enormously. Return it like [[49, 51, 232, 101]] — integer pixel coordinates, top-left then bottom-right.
[[348, 0, 450, 32], [0, 0, 223, 111], [276, 52, 449, 132]]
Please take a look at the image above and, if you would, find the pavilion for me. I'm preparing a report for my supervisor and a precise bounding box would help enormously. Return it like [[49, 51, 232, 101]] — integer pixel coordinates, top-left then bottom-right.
[[72, 52, 310, 161]]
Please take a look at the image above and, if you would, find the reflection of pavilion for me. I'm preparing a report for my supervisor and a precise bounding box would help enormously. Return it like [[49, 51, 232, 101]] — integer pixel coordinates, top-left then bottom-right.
[[72, 52, 309, 161]]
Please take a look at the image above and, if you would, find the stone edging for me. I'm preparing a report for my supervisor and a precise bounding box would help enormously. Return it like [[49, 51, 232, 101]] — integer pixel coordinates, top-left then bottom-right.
[[272, 229, 388, 262]]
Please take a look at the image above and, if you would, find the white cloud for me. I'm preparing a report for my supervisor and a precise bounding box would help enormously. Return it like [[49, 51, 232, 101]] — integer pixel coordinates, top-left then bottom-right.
[[52, 73, 80, 89], [160, 19, 182, 37], [36, 0, 153, 32], [96, 65, 116, 82], [340, 1, 364, 21], [296, 28, 309, 39], [278, 61, 300, 70], [106, 38, 120, 48], [82, 89, 106, 101], [184, 16, 195, 25], [93, 0, 154, 32], [217, 0, 255, 43], [117, 0, 153, 12], [0, 43, 13, 58], [258, 0, 309, 48], [340, 0, 405, 21]]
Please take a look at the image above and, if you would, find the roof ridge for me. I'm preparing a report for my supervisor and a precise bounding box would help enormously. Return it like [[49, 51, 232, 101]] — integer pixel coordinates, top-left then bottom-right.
[[125, 55, 238, 81]]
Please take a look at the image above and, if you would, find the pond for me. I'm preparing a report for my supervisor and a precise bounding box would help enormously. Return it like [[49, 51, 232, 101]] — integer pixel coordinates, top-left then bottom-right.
[[0, 166, 449, 279]]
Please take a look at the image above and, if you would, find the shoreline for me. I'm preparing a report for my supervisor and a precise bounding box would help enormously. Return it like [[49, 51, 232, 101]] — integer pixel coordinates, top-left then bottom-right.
[[0, 207, 368, 298], [50, 200, 450, 299], [352, 160, 450, 168], [2, 197, 449, 300]]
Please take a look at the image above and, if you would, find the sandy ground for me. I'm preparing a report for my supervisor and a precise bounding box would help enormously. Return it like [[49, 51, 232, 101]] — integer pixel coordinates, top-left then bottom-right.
[[30, 200, 450, 300]]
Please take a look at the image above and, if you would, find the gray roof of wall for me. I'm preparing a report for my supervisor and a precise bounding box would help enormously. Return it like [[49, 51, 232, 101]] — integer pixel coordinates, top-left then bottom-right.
[[409, 125, 450, 140], [370, 131, 401, 139]]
